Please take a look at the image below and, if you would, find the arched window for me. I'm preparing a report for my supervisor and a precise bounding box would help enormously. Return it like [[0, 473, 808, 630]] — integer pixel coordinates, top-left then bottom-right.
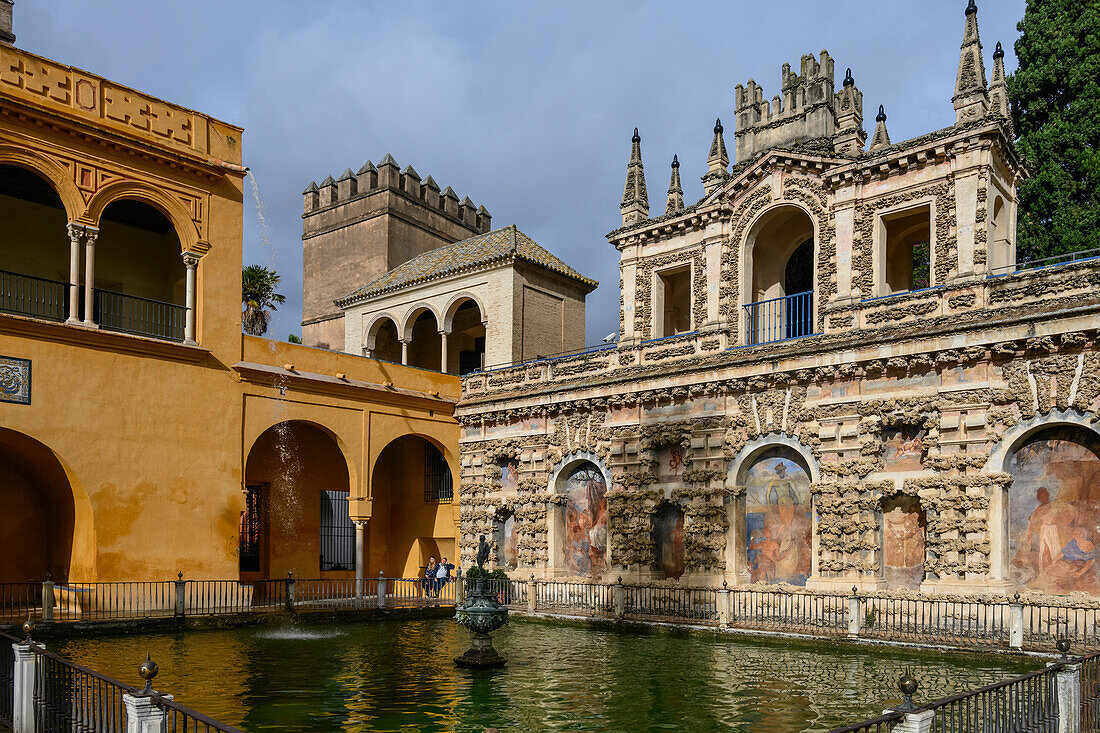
[[366, 317, 401, 363], [743, 205, 815, 345], [1007, 425, 1100, 595], [0, 165, 71, 322], [404, 307, 442, 371], [446, 298, 485, 375]]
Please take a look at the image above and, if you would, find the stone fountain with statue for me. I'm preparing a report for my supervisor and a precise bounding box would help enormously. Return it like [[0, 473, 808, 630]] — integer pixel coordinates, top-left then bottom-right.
[[454, 535, 509, 668]]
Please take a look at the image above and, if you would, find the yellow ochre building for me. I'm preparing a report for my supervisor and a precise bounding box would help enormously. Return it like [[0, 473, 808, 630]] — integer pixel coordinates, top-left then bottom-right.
[[0, 31, 461, 587]]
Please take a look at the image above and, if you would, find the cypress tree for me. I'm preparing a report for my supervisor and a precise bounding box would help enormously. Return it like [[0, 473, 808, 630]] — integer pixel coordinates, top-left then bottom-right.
[[1009, 0, 1100, 261]]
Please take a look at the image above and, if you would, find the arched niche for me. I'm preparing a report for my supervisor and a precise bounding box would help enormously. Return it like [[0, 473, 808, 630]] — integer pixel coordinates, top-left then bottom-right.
[[364, 314, 401, 363], [651, 502, 686, 580], [725, 435, 817, 586], [998, 418, 1100, 596], [546, 452, 611, 578], [493, 510, 519, 572], [881, 494, 927, 591]]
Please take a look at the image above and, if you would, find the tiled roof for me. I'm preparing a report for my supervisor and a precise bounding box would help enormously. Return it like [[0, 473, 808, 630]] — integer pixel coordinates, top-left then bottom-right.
[[336, 225, 598, 307]]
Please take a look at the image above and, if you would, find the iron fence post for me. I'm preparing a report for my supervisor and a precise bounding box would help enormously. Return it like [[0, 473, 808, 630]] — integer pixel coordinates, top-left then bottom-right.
[[40, 579, 53, 623], [285, 572, 296, 613], [11, 642, 35, 733], [174, 573, 186, 618], [847, 586, 862, 638], [527, 575, 537, 614], [377, 572, 386, 609], [719, 582, 730, 627], [613, 578, 625, 620], [1009, 595, 1023, 649]]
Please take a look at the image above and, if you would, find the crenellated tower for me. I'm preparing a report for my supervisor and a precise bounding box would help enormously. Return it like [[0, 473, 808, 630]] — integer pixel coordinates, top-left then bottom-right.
[[301, 154, 490, 349], [953, 0, 990, 123]]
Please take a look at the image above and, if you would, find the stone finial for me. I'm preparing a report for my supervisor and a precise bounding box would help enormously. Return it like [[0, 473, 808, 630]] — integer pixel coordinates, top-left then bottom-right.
[[988, 41, 1012, 134], [702, 118, 730, 196], [870, 105, 891, 151], [666, 155, 685, 215], [953, 0, 990, 123], [834, 69, 866, 155], [620, 127, 649, 226]]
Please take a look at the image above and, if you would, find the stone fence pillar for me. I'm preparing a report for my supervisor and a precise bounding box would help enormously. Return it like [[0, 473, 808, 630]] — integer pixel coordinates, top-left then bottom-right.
[[123, 693, 173, 733], [12, 642, 36, 733], [377, 572, 386, 609], [613, 578, 625, 620], [455, 568, 465, 605], [526, 575, 537, 614], [890, 710, 933, 733], [847, 587, 861, 638], [719, 583, 731, 627], [1055, 662, 1081, 733], [285, 572, 296, 613], [41, 578, 54, 622], [1009, 597, 1024, 649], [174, 573, 186, 618]]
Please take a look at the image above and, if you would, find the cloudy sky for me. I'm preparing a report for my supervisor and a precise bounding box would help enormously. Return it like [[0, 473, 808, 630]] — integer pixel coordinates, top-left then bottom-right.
[[18, 1, 1025, 344]]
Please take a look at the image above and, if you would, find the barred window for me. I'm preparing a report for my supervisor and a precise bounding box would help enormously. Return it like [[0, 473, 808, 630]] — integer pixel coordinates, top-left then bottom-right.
[[319, 490, 355, 571], [239, 484, 264, 573], [425, 443, 453, 503]]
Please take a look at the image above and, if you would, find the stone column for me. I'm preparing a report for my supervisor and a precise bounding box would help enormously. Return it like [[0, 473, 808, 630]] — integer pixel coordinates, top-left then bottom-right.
[[354, 521, 366, 599], [123, 692, 172, 733], [439, 330, 449, 373], [182, 252, 199, 345], [12, 642, 36, 733], [81, 226, 98, 327], [400, 339, 409, 366], [65, 223, 82, 324], [1055, 662, 1081, 733]]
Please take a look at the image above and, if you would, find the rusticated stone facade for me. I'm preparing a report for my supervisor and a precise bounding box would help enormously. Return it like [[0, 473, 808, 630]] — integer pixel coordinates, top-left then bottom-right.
[[455, 5, 1100, 600]]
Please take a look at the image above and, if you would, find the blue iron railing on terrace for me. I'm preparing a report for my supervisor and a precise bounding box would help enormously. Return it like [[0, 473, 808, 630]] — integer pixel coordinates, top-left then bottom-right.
[[743, 289, 814, 346], [93, 288, 185, 342], [0, 269, 68, 322], [987, 247, 1100, 277]]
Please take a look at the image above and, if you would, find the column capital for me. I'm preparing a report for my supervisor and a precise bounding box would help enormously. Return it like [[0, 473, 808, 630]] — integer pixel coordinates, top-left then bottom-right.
[[83, 226, 99, 245], [182, 251, 201, 268]]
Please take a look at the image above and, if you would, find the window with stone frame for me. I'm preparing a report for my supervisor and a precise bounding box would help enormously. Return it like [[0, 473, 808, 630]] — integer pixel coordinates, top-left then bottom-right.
[[879, 204, 932, 295], [654, 265, 692, 338]]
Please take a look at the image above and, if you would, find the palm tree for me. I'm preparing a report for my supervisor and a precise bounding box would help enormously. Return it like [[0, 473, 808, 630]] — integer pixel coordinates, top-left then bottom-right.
[[242, 265, 286, 336]]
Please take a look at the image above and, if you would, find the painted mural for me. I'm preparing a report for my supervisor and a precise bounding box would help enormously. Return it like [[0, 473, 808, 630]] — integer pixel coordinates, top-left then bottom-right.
[[652, 503, 686, 579], [500, 459, 519, 493], [1009, 426, 1100, 595], [562, 463, 608, 577], [883, 426, 926, 472], [745, 451, 812, 585], [882, 496, 926, 590], [495, 513, 518, 571], [655, 445, 686, 484]]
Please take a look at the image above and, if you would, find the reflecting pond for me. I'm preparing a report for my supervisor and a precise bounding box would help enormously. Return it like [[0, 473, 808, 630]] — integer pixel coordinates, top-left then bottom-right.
[[54, 618, 1037, 732]]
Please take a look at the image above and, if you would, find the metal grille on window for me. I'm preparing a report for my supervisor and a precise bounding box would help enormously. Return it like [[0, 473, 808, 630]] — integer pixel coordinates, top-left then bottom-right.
[[425, 443, 453, 503], [319, 490, 355, 571], [239, 484, 263, 573]]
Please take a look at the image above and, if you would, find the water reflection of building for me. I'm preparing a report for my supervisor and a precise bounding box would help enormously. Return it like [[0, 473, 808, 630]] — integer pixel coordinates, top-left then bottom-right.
[[450, 3, 1100, 598], [0, 7, 457, 587]]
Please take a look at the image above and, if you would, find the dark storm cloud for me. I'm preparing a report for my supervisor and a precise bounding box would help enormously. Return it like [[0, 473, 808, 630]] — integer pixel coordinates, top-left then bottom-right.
[[18, 1, 1025, 343]]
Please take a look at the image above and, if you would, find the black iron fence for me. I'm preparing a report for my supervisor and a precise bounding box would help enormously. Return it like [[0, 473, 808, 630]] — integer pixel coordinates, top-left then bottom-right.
[[94, 288, 185, 342], [0, 269, 68, 322]]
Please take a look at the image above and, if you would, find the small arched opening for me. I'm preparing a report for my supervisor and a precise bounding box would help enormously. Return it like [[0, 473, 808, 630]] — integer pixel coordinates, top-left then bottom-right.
[[744, 205, 815, 344], [242, 421, 351, 581], [446, 297, 486, 375], [366, 316, 402, 364], [881, 495, 927, 591], [95, 199, 186, 340], [0, 165, 71, 322], [404, 307, 442, 371], [369, 435, 456, 578]]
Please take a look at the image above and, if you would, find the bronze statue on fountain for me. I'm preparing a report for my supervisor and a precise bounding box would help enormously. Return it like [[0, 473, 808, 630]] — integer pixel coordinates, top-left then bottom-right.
[[454, 535, 509, 668]]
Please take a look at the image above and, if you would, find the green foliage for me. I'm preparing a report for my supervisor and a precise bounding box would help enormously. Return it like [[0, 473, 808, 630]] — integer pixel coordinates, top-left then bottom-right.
[[1009, 0, 1100, 261], [464, 566, 508, 580], [288, 334, 302, 344], [241, 264, 286, 337]]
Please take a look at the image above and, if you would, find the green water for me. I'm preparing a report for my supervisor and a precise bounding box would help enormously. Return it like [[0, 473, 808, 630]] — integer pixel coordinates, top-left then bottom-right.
[[53, 618, 1037, 732]]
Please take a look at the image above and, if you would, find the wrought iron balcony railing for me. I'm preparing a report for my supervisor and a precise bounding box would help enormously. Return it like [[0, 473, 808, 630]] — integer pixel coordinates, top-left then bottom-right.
[[743, 289, 814, 346], [0, 269, 68, 322], [94, 288, 185, 342]]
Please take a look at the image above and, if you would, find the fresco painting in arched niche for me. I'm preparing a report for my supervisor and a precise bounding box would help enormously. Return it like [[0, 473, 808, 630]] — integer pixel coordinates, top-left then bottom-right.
[[500, 459, 519, 492], [652, 503, 686, 579], [882, 495, 926, 590], [562, 463, 608, 577], [494, 513, 518, 571], [1009, 426, 1100, 595], [883, 425, 926, 471], [655, 444, 686, 484], [745, 449, 812, 585]]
